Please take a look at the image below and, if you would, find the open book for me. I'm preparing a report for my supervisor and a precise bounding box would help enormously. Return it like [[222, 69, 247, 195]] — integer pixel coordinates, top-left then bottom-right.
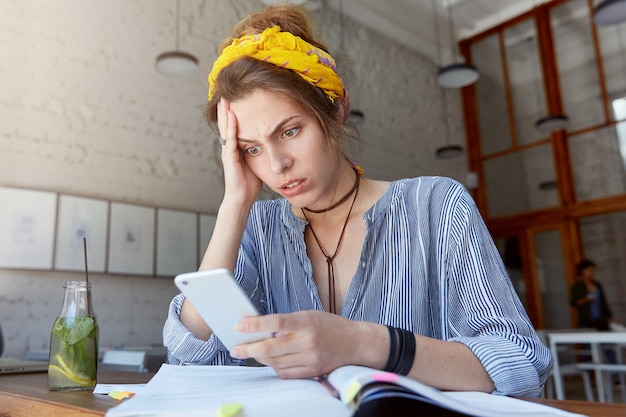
[[105, 364, 585, 417]]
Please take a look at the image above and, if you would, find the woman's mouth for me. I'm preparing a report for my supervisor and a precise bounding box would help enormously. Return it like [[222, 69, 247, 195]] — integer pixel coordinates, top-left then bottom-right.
[[280, 179, 306, 197]]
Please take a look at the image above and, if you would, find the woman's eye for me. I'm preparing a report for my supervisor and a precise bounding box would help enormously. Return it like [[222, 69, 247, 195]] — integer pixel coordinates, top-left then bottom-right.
[[283, 127, 299, 138], [246, 146, 262, 155]]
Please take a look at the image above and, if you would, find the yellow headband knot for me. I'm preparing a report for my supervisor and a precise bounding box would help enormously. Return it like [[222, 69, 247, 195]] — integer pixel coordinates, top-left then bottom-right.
[[208, 26, 349, 111]]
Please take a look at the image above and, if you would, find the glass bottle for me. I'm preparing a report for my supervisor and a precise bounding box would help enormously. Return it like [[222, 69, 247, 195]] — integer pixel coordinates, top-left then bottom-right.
[[48, 281, 99, 391]]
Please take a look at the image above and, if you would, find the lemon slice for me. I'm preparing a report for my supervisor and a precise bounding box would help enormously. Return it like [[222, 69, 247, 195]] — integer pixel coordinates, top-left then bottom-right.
[[48, 364, 93, 385], [53, 354, 94, 385]]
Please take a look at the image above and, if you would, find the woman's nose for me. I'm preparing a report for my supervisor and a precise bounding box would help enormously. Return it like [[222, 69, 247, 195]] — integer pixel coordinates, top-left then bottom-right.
[[268, 146, 293, 174]]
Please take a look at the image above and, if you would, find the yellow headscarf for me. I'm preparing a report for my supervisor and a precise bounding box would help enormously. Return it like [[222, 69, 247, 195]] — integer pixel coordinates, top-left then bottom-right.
[[208, 26, 349, 111]]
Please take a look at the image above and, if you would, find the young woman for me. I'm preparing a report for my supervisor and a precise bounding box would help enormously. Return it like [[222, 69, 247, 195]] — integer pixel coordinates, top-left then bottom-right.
[[163, 5, 551, 398]]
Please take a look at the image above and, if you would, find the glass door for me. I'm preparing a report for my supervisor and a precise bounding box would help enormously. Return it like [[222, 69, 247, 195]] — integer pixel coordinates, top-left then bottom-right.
[[530, 226, 573, 330]]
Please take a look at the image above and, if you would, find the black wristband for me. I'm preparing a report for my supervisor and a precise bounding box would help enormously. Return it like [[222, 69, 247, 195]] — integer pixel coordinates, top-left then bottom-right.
[[384, 325, 400, 372], [384, 326, 415, 376], [394, 328, 416, 376]]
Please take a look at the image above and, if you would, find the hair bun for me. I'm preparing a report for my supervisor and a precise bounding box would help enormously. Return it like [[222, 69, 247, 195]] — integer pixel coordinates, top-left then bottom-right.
[[220, 5, 327, 54]]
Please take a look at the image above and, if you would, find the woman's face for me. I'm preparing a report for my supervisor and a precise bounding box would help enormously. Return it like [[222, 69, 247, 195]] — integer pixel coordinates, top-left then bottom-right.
[[230, 89, 341, 209]]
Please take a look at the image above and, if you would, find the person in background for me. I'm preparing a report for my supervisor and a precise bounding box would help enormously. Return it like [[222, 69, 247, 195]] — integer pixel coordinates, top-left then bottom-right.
[[570, 259, 614, 331], [570, 258, 620, 366], [163, 4, 551, 398]]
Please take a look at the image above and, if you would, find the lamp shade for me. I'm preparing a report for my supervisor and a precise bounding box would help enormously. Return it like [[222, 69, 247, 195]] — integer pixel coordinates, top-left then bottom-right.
[[535, 114, 569, 133], [348, 109, 365, 125], [538, 180, 558, 191], [155, 51, 199, 77], [435, 144, 464, 159], [437, 63, 479, 88], [593, 0, 626, 26]]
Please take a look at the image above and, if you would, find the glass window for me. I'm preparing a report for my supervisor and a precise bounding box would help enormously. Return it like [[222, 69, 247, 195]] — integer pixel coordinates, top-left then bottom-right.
[[596, 22, 626, 121], [472, 34, 512, 156], [484, 143, 559, 218], [569, 122, 626, 202], [551, 0, 605, 131], [534, 229, 571, 329], [504, 20, 547, 145]]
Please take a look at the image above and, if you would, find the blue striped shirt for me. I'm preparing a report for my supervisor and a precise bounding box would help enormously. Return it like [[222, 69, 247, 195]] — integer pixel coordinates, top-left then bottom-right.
[[163, 176, 552, 397]]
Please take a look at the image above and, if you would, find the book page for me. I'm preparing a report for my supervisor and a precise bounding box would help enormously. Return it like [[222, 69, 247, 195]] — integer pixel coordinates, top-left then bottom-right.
[[106, 364, 350, 417], [327, 366, 586, 417]]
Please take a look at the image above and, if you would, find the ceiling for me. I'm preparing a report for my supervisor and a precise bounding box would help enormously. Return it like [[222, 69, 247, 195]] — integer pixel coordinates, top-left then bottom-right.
[[320, 0, 552, 64]]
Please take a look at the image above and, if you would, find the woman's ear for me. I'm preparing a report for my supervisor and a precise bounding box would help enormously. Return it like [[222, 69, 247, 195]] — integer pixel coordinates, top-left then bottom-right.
[[334, 104, 346, 124]]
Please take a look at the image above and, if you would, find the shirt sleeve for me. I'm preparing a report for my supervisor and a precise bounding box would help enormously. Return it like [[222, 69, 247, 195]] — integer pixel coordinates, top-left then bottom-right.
[[162, 293, 247, 366], [437, 181, 552, 397]]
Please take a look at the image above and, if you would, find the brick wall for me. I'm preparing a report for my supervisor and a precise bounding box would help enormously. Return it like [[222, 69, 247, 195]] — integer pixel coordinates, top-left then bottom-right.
[[0, 0, 467, 357]]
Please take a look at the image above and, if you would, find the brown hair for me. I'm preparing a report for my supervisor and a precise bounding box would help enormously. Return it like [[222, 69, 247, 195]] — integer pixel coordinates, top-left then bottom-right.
[[205, 5, 359, 149]]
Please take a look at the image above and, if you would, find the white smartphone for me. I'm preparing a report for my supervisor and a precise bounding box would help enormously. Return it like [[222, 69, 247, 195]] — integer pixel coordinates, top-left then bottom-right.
[[174, 268, 273, 351]]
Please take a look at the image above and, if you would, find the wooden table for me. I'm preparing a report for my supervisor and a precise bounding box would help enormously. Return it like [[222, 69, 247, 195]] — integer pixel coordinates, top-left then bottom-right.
[[548, 330, 626, 402], [0, 370, 152, 417], [2, 370, 626, 417]]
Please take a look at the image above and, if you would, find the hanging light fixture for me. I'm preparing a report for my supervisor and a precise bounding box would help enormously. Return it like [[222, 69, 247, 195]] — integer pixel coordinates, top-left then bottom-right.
[[435, 0, 479, 88], [535, 114, 569, 133], [338, 0, 365, 125], [155, 0, 199, 77], [593, 0, 626, 26], [432, 0, 464, 159], [526, 36, 569, 133]]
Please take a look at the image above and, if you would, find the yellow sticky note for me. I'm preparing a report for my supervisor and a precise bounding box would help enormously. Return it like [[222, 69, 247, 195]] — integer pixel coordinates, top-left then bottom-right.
[[108, 390, 135, 400], [217, 402, 243, 417], [343, 381, 362, 404]]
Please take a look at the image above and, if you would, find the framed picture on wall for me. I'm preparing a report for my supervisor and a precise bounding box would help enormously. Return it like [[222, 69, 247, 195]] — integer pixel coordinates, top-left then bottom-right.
[[198, 213, 217, 264], [0, 187, 57, 269], [156, 209, 198, 277], [54, 194, 109, 272], [107, 202, 155, 275]]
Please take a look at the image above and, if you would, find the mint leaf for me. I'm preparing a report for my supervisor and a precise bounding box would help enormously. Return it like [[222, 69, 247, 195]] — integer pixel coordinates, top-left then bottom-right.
[[65, 317, 95, 345]]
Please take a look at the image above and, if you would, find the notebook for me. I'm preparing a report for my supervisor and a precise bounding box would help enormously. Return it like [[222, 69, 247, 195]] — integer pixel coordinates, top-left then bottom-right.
[[0, 357, 49, 374]]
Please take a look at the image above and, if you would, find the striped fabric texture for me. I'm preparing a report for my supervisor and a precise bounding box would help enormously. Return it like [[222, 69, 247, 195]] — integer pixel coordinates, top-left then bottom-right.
[[163, 176, 552, 397]]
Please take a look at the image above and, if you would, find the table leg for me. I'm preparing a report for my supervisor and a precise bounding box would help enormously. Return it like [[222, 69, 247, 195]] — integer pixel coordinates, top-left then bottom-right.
[[591, 343, 605, 402], [550, 340, 565, 400]]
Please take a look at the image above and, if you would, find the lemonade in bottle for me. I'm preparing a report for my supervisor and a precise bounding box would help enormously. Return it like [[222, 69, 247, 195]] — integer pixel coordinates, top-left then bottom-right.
[[48, 281, 98, 391]]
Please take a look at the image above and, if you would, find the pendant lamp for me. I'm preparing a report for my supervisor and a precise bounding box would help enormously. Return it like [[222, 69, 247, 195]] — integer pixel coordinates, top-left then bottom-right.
[[155, 0, 199, 77], [526, 37, 569, 133], [535, 115, 569, 133], [435, 0, 479, 88], [593, 0, 626, 26], [432, 0, 464, 159], [338, 0, 365, 125]]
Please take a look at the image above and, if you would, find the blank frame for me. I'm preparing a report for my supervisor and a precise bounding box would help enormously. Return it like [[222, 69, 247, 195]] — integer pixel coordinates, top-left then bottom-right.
[[54, 195, 108, 272], [0, 187, 57, 269], [108, 202, 155, 275], [156, 209, 198, 276]]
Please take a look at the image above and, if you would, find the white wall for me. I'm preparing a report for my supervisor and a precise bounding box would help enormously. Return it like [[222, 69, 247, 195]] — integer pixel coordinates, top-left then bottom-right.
[[0, 0, 467, 358]]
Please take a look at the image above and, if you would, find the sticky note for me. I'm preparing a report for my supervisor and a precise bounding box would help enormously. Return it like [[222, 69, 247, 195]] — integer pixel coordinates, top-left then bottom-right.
[[372, 372, 398, 383], [343, 381, 362, 404], [108, 390, 135, 400], [218, 402, 243, 417]]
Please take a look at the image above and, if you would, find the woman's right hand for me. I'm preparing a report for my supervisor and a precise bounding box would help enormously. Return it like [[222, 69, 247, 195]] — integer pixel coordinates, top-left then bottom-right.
[[218, 98, 263, 206]]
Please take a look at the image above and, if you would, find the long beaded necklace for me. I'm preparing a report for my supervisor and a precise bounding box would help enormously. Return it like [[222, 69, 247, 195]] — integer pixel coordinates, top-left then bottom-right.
[[301, 170, 360, 314]]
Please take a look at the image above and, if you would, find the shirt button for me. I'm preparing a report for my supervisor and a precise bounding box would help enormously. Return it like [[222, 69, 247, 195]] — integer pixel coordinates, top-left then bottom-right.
[[361, 261, 366, 268]]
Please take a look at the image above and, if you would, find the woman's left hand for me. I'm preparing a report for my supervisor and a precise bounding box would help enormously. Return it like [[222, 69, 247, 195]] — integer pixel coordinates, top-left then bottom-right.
[[230, 311, 385, 378]]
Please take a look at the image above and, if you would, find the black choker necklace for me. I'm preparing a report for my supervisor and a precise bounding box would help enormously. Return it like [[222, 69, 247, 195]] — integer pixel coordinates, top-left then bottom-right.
[[303, 168, 360, 214], [301, 173, 360, 314]]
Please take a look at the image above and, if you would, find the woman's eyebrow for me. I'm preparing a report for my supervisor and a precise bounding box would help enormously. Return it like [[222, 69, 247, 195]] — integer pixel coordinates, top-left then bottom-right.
[[269, 115, 299, 138], [238, 115, 300, 143]]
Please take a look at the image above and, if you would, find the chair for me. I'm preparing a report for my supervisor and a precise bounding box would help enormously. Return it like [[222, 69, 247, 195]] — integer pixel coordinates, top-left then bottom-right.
[[536, 330, 594, 401], [576, 343, 626, 403], [100, 350, 147, 373]]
